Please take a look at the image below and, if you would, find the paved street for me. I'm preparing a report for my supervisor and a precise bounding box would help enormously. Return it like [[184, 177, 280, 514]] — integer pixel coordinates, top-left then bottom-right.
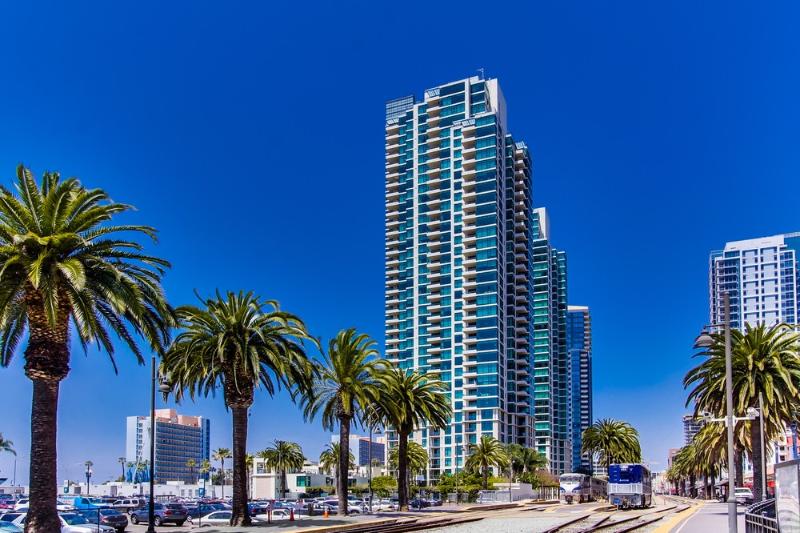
[[665, 501, 746, 533]]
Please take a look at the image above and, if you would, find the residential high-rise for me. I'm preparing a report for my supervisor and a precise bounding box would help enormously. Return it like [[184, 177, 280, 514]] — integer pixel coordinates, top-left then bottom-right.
[[332, 434, 387, 466], [384, 76, 571, 478], [125, 408, 210, 483], [567, 305, 593, 472], [682, 414, 704, 445], [710, 233, 800, 329]]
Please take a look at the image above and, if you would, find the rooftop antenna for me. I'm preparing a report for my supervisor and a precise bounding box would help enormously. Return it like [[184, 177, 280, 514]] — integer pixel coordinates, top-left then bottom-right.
[[477, 67, 485, 80]]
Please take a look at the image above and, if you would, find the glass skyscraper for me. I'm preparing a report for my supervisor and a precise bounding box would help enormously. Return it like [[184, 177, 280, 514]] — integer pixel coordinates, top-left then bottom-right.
[[384, 76, 572, 478], [567, 305, 592, 473], [710, 233, 800, 330]]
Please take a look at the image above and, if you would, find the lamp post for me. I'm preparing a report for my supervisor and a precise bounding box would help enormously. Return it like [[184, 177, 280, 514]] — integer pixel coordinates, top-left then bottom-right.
[[694, 291, 738, 533], [758, 393, 767, 501], [147, 355, 172, 533], [367, 426, 382, 513], [84, 461, 93, 496]]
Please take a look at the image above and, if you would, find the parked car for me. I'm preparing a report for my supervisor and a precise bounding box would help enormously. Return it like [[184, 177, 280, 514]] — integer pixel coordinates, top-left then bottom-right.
[[78, 509, 128, 533], [111, 498, 146, 514], [0, 495, 15, 510], [409, 498, 430, 509], [426, 498, 443, 507], [11, 500, 27, 512], [734, 487, 754, 505], [0, 513, 22, 523], [129, 503, 187, 526], [373, 499, 397, 511], [12, 512, 115, 532], [185, 502, 219, 521], [199, 510, 265, 525], [70, 497, 110, 511], [0, 523, 21, 532]]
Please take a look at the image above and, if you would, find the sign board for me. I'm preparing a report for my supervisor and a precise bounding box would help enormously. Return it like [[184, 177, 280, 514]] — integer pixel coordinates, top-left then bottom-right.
[[776, 459, 800, 533]]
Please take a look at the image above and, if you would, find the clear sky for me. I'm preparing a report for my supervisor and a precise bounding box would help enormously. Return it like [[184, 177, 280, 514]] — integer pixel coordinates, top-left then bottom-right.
[[0, 1, 798, 485]]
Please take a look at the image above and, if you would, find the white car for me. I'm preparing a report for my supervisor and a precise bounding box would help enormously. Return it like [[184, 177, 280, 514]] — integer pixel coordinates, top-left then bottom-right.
[[11, 501, 27, 512], [12, 513, 115, 532], [198, 510, 266, 526], [374, 499, 397, 511], [734, 487, 754, 505]]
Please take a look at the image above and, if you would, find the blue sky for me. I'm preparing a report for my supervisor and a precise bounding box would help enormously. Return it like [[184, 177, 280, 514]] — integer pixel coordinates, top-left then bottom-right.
[[1, 1, 799, 484]]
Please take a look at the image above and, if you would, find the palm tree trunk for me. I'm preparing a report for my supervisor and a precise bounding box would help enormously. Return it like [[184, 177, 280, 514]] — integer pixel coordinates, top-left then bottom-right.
[[281, 469, 287, 499], [734, 448, 744, 487], [26, 378, 62, 533], [482, 466, 489, 490], [337, 415, 351, 516], [750, 421, 763, 501], [230, 406, 251, 526], [397, 432, 409, 511]]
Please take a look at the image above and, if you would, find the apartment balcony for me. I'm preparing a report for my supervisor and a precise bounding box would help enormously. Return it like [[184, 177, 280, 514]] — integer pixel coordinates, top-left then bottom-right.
[[385, 337, 401, 346]]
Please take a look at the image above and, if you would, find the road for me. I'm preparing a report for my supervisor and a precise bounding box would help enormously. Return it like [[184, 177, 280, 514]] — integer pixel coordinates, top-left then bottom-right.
[[666, 501, 746, 533]]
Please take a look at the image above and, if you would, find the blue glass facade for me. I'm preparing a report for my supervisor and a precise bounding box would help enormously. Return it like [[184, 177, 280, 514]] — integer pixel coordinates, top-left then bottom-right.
[[385, 77, 572, 477], [567, 306, 592, 472]]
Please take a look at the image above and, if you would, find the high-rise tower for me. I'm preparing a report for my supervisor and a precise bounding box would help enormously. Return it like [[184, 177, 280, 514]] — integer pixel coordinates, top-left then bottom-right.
[[567, 305, 593, 473], [384, 77, 571, 478]]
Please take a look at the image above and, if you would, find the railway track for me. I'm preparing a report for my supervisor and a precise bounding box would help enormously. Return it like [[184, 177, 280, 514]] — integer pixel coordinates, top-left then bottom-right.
[[543, 504, 690, 533]]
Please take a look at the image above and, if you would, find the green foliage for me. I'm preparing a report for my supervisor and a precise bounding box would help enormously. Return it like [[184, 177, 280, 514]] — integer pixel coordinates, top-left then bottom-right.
[[370, 475, 397, 498], [319, 443, 355, 474], [465, 435, 510, 489], [504, 443, 547, 480], [259, 440, 305, 496], [303, 486, 334, 497], [436, 471, 484, 501], [0, 434, 15, 456], [389, 441, 429, 475], [581, 418, 641, 470]]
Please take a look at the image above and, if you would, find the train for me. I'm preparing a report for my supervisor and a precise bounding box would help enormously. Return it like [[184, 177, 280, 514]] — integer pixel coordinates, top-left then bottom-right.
[[608, 463, 652, 509], [558, 473, 608, 503]]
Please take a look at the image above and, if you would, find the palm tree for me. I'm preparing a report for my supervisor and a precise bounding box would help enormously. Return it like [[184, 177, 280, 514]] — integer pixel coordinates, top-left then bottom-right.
[[199, 459, 211, 491], [685, 322, 800, 501], [302, 329, 385, 515], [118, 457, 126, 481], [368, 368, 451, 511], [0, 166, 174, 532], [0, 435, 15, 456], [212, 448, 232, 498], [389, 441, 428, 487], [162, 291, 315, 525], [465, 435, 510, 489], [505, 444, 546, 480], [260, 440, 305, 498], [186, 459, 197, 484], [245, 453, 254, 500], [581, 419, 641, 471], [319, 443, 354, 481]]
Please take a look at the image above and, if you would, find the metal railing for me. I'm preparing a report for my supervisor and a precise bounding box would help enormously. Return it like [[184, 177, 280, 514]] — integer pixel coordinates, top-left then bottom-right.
[[746, 499, 779, 533]]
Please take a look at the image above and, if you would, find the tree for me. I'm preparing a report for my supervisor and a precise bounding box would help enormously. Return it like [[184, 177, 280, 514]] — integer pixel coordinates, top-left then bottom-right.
[[260, 440, 304, 498], [319, 442, 354, 479], [118, 457, 126, 482], [370, 475, 397, 498], [0, 435, 15, 456], [162, 291, 315, 525], [389, 441, 429, 482], [505, 444, 546, 480], [465, 435, 510, 489], [368, 368, 451, 511], [245, 453, 254, 500], [0, 166, 174, 532], [199, 459, 211, 485], [685, 322, 800, 501], [581, 419, 641, 471], [213, 448, 232, 497], [302, 329, 385, 515], [186, 459, 197, 484]]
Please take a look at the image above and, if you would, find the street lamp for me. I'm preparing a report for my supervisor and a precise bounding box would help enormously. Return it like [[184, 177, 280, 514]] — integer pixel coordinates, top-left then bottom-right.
[[368, 426, 382, 513], [693, 291, 737, 533], [147, 355, 172, 533], [84, 461, 93, 496]]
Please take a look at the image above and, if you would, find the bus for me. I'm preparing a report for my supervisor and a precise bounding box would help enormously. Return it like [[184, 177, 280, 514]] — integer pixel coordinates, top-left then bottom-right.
[[559, 473, 608, 504], [608, 463, 652, 509]]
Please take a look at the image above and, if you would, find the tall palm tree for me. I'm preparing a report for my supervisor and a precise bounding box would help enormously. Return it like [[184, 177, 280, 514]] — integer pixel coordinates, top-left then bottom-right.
[[302, 329, 385, 515], [319, 443, 354, 481], [368, 368, 451, 511], [685, 322, 800, 500], [261, 440, 305, 499], [581, 419, 641, 471], [245, 453, 254, 500], [186, 459, 197, 484], [162, 291, 315, 525], [118, 457, 126, 481], [0, 435, 15, 456], [199, 459, 211, 489], [465, 435, 510, 489], [0, 166, 173, 532], [212, 448, 232, 498]]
